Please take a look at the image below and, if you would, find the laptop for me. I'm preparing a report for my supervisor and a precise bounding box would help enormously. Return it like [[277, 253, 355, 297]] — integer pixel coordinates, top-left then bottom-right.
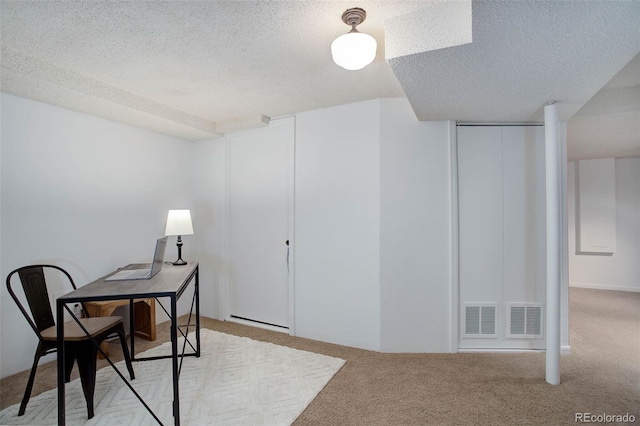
[[105, 237, 168, 281]]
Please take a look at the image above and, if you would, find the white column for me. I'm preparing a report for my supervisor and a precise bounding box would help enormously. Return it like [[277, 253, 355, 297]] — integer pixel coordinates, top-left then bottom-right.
[[544, 102, 561, 385]]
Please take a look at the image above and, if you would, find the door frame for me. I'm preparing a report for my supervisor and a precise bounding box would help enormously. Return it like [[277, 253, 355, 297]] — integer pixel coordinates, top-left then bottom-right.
[[448, 121, 459, 353], [218, 116, 296, 335]]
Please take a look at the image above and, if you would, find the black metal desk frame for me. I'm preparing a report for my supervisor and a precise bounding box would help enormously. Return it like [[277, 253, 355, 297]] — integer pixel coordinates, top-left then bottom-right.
[[56, 262, 200, 426]]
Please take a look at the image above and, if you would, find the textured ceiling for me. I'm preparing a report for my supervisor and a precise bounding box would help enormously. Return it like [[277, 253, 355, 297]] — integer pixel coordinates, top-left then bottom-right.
[[567, 54, 640, 160], [1, 1, 638, 160]]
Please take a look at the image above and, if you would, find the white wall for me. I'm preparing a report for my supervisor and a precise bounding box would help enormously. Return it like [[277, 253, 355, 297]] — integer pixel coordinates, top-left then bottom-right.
[[2, 92, 559, 377], [575, 159, 617, 254], [191, 98, 455, 353], [0, 94, 198, 378], [295, 100, 382, 351], [379, 98, 453, 352], [568, 157, 640, 292], [191, 138, 226, 322]]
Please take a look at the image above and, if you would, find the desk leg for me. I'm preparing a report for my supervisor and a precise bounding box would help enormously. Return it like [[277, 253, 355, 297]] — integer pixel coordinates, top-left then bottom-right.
[[171, 295, 180, 426], [129, 299, 136, 361], [56, 301, 66, 426], [195, 266, 200, 357]]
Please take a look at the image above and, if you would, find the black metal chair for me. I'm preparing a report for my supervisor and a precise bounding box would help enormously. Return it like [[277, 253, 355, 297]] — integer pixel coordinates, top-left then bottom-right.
[[6, 264, 135, 419]]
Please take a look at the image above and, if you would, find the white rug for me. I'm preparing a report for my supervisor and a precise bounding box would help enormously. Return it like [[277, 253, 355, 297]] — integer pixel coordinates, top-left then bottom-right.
[[0, 329, 345, 426]]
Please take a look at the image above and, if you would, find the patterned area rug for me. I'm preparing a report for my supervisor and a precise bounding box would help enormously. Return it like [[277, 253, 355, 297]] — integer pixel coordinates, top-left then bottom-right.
[[0, 329, 345, 425]]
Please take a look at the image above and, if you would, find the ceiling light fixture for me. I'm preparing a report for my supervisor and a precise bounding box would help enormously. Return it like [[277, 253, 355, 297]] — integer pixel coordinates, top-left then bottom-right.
[[331, 7, 377, 71]]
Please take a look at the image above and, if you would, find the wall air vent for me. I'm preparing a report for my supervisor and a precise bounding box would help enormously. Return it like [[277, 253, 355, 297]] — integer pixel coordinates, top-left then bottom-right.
[[463, 304, 497, 338], [508, 304, 543, 338]]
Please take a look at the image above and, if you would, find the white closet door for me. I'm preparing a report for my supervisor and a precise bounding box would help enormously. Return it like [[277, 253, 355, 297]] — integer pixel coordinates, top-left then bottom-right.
[[227, 117, 293, 329], [458, 125, 545, 350], [458, 126, 504, 349], [501, 126, 546, 349]]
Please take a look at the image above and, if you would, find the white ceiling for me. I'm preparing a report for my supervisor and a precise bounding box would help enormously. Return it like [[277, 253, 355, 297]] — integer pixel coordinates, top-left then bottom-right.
[[1, 1, 638, 160], [567, 54, 639, 160]]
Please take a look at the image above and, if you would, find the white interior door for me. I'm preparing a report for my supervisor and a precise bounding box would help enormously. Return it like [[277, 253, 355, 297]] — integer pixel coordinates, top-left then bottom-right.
[[227, 117, 293, 329]]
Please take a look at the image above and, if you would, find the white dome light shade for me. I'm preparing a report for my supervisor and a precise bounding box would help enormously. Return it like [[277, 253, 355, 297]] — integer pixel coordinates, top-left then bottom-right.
[[331, 30, 377, 71]]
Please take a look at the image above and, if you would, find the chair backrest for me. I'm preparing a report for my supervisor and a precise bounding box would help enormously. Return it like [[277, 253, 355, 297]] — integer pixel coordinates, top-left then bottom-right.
[[6, 265, 78, 340]]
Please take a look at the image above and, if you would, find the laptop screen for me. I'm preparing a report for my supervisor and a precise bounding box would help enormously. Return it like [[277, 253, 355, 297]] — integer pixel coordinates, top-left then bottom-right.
[[150, 237, 168, 277]]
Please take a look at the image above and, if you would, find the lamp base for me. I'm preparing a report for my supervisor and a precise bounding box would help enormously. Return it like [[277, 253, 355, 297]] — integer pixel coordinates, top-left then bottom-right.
[[172, 235, 188, 266]]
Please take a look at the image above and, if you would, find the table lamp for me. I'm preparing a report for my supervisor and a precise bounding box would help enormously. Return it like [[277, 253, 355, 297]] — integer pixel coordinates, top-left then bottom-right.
[[164, 209, 194, 265]]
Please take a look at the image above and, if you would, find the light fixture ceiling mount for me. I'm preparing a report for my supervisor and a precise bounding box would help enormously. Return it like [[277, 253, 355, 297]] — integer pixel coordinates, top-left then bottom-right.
[[331, 7, 377, 71], [341, 7, 367, 28]]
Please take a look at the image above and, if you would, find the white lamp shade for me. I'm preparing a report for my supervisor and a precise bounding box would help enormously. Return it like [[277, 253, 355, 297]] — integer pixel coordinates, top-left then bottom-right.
[[331, 31, 377, 71], [165, 209, 194, 236]]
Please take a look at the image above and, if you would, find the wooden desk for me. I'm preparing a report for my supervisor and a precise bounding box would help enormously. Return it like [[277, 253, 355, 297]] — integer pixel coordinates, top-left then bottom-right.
[[57, 262, 200, 426], [83, 298, 156, 356]]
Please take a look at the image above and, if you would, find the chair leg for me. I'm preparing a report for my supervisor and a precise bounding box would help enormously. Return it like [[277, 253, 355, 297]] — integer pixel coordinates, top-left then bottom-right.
[[19, 343, 76, 416], [17, 346, 44, 416], [114, 325, 135, 380], [73, 341, 97, 419], [64, 345, 76, 383]]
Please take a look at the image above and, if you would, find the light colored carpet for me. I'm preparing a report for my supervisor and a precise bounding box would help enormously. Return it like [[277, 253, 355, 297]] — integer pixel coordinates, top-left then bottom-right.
[[2, 288, 638, 425], [0, 329, 345, 426]]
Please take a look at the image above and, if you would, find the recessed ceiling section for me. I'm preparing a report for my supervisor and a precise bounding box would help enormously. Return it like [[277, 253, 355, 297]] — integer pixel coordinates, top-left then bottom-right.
[[567, 112, 640, 160], [0, 1, 407, 140], [1, 66, 222, 140], [1, 46, 220, 139], [387, 1, 640, 123], [215, 115, 271, 135], [1, 0, 639, 158], [567, 54, 640, 161], [384, 1, 472, 60]]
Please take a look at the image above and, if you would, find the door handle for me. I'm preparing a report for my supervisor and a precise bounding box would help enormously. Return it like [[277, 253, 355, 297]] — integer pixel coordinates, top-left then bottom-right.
[[286, 240, 290, 272]]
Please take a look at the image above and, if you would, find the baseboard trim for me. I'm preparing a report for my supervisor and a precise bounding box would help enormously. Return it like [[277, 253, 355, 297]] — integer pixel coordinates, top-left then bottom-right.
[[226, 316, 290, 334], [570, 282, 640, 292], [458, 348, 544, 353], [459, 346, 572, 354]]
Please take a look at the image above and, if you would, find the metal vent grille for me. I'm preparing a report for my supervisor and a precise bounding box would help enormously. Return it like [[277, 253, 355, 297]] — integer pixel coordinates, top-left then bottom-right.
[[508, 304, 543, 338], [464, 304, 497, 337]]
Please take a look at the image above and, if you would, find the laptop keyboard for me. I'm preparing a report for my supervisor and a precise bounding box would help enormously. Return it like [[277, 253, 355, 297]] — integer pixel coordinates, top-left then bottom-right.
[[127, 269, 150, 279]]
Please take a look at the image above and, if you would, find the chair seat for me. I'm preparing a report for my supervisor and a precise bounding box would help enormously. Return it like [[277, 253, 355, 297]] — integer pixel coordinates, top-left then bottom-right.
[[41, 317, 124, 341]]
